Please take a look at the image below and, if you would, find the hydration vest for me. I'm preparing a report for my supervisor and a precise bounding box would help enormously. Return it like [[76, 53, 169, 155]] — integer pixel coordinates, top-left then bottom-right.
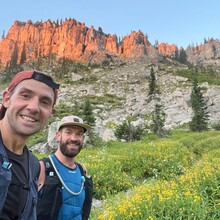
[[0, 137, 39, 220], [37, 157, 93, 220]]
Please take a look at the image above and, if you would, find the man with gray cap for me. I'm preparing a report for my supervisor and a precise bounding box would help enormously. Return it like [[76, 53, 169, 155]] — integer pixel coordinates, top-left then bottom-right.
[[37, 115, 93, 220], [0, 70, 60, 219]]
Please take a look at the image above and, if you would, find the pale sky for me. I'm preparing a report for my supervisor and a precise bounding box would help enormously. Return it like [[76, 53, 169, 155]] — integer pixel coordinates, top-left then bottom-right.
[[1, 0, 220, 48]]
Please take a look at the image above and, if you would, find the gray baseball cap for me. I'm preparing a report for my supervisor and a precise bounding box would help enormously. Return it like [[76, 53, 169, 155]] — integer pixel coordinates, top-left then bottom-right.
[[57, 115, 91, 132]]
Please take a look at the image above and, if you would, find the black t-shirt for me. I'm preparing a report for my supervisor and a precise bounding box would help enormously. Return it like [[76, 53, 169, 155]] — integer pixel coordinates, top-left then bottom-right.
[[1, 146, 29, 220]]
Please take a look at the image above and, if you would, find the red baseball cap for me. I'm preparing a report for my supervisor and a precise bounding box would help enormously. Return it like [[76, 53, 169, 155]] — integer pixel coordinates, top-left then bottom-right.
[[0, 70, 60, 120]]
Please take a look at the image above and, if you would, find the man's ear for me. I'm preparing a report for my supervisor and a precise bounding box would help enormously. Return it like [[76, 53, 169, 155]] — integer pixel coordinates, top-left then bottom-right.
[[56, 130, 61, 141], [2, 90, 11, 108], [50, 108, 56, 118]]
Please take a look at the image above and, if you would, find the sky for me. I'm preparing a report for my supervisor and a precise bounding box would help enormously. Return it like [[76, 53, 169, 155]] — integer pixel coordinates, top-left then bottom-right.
[[1, 0, 220, 49]]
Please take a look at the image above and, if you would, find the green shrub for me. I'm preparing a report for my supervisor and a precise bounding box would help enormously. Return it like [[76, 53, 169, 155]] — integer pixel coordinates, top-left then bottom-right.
[[115, 118, 145, 142]]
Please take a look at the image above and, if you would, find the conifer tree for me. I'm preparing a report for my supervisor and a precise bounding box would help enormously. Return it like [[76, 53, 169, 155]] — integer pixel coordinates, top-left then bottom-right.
[[151, 104, 166, 138], [4, 43, 23, 81], [115, 117, 144, 142], [10, 43, 19, 68], [83, 99, 95, 125], [1, 30, 5, 39], [20, 42, 27, 64], [148, 67, 157, 97], [174, 49, 179, 61], [73, 100, 80, 117], [190, 77, 209, 131], [179, 48, 187, 64], [148, 66, 167, 138]]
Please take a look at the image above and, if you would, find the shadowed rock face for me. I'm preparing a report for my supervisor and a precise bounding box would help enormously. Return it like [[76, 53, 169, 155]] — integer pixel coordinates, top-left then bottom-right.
[[0, 19, 158, 68]]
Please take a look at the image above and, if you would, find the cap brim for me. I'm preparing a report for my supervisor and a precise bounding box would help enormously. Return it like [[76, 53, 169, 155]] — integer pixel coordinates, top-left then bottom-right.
[[58, 122, 91, 132]]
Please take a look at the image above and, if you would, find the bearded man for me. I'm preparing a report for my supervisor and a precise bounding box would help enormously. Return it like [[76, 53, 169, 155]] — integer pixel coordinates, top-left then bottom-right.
[[37, 115, 93, 220]]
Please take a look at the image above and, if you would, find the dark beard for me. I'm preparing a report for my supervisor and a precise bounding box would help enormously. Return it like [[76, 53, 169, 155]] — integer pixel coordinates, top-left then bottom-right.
[[59, 140, 82, 158]]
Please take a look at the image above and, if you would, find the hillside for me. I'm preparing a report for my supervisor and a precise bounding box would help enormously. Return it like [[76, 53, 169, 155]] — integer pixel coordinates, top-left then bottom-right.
[[50, 59, 220, 129], [1, 58, 220, 145], [1, 18, 220, 144], [78, 130, 220, 219]]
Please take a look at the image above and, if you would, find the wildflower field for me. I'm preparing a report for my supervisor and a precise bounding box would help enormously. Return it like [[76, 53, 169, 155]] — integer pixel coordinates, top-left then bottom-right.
[[77, 130, 220, 219]]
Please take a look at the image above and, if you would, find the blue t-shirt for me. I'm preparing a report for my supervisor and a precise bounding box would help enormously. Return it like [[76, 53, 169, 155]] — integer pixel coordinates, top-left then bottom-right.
[[51, 155, 85, 220]]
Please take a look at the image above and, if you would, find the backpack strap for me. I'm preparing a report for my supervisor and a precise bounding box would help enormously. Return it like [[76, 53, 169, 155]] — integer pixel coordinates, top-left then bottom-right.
[[28, 150, 40, 178], [39, 156, 93, 220], [76, 163, 93, 220], [0, 133, 12, 213], [37, 157, 62, 220], [48, 155, 86, 196], [19, 149, 39, 219], [41, 157, 55, 176], [76, 162, 87, 176]]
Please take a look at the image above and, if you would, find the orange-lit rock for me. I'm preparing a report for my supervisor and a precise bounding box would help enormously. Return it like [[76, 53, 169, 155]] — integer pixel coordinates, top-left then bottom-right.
[[158, 43, 177, 56], [0, 19, 158, 68]]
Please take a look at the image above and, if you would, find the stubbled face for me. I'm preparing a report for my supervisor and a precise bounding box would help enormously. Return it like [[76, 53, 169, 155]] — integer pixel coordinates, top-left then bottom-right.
[[3, 79, 55, 137], [56, 125, 85, 158]]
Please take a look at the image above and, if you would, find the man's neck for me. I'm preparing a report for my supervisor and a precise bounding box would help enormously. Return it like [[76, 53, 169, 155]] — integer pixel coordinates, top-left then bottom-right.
[[0, 120, 27, 155], [54, 151, 76, 169]]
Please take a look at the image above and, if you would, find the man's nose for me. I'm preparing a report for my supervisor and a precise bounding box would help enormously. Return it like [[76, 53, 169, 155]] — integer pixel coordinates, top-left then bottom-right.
[[70, 133, 78, 140], [26, 98, 40, 112]]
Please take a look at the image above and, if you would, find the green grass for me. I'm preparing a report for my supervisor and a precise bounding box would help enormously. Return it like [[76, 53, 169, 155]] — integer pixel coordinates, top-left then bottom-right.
[[173, 69, 220, 85], [71, 130, 220, 219]]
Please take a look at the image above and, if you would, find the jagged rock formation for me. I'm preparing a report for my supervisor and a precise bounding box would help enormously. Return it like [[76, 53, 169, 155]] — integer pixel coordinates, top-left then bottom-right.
[[1, 18, 220, 70], [157, 43, 177, 56], [186, 38, 220, 65], [0, 19, 158, 69]]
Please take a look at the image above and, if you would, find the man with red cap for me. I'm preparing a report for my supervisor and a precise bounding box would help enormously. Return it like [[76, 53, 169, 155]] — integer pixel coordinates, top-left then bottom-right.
[[0, 70, 60, 220]]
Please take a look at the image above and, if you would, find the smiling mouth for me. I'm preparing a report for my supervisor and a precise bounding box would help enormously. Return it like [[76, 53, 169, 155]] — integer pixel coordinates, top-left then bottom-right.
[[68, 144, 78, 148], [21, 115, 37, 122]]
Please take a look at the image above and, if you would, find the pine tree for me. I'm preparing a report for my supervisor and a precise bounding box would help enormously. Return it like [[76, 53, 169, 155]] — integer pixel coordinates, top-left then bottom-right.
[[115, 117, 144, 142], [179, 48, 187, 64], [73, 100, 80, 116], [83, 99, 95, 125], [190, 77, 209, 131], [4, 43, 23, 81], [151, 103, 166, 138], [174, 49, 179, 61], [148, 66, 167, 138], [10, 43, 19, 68], [148, 67, 157, 97], [1, 30, 5, 39], [20, 42, 27, 64]]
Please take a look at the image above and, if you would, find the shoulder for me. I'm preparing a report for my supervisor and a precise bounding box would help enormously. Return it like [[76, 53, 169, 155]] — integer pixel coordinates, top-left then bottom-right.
[[38, 158, 48, 191], [76, 162, 87, 175], [28, 149, 40, 177]]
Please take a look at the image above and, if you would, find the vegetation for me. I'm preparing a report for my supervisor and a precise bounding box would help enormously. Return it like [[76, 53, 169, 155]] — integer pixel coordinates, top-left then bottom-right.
[[151, 103, 167, 137], [69, 130, 220, 219], [2, 49, 218, 218], [148, 66, 167, 138], [115, 117, 145, 142], [148, 67, 157, 97], [173, 68, 220, 85], [190, 77, 209, 132], [82, 99, 96, 125], [27, 99, 97, 147]]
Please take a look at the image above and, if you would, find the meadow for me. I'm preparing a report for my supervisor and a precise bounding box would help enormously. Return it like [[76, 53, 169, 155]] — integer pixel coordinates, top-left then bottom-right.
[[75, 130, 220, 220]]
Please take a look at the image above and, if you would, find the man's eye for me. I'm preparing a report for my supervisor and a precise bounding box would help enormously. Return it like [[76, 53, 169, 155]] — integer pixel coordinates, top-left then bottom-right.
[[41, 100, 50, 105], [21, 93, 29, 98]]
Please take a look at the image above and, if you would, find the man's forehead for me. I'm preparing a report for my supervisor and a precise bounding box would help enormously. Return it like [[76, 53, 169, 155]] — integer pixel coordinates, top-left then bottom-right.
[[13, 79, 55, 99], [63, 125, 85, 132]]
